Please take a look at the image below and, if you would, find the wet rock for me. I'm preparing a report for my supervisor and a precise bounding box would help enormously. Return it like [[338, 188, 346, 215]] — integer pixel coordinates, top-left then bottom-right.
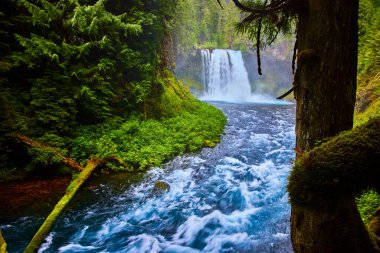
[[153, 181, 170, 194]]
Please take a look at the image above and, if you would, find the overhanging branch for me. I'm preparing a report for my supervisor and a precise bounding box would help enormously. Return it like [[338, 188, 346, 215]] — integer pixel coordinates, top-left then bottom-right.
[[277, 87, 294, 99], [232, 0, 293, 15]]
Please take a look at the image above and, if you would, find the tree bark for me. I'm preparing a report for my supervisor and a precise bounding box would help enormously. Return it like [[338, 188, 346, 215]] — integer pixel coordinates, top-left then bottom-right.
[[290, 0, 379, 252]]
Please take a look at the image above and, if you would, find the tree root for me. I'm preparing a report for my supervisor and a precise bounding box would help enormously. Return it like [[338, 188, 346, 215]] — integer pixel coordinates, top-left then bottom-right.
[[287, 118, 380, 206]]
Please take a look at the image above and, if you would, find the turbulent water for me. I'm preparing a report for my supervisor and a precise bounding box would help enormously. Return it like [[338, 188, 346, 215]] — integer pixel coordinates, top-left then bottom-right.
[[1, 102, 295, 253]]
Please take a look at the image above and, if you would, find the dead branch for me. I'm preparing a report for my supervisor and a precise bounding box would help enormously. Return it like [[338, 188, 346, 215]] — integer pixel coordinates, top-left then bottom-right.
[[12, 133, 83, 171], [277, 87, 294, 99]]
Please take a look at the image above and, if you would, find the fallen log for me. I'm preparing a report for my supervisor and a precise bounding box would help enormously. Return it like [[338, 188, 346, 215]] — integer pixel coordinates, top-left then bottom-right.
[[369, 206, 380, 248], [23, 156, 125, 253], [13, 133, 83, 171], [0, 231, 7, 253]]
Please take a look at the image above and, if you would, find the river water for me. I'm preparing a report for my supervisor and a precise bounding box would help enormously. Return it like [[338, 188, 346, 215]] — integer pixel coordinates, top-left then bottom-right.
[[1, 102, 295, 253]]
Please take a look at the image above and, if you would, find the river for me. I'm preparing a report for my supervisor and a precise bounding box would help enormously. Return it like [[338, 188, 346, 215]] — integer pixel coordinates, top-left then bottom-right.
[[1, 102, 295, 252]]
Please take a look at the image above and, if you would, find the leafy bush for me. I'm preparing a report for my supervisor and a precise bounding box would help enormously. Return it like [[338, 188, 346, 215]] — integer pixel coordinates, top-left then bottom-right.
[[70, 101, 226, 170]]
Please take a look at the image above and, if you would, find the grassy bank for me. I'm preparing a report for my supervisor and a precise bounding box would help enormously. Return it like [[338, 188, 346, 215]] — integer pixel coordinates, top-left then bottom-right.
[[70, 100, 226, 171]]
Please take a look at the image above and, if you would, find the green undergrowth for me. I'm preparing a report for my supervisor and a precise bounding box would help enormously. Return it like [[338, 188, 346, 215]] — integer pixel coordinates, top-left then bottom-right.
[[67, 72, 226, 171], [355, 69, 380, 127], [0, 72, 226, 181], [70, 101, 225, 171]]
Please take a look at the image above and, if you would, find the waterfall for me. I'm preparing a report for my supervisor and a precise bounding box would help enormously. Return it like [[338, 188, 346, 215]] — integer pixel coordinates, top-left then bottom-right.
[[201, 49, 252, 102]]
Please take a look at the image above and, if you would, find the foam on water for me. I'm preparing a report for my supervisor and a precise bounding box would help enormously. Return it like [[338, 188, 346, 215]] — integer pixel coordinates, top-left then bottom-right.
[[39, 233, 55, 253], [1, 102, 295, 253]]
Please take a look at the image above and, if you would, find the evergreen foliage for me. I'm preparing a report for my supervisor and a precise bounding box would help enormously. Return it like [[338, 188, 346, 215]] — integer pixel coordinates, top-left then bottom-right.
[[0, 0, 226, 180], [233, 1, 296, 49], [358, 0, 380, 75], [173, 0, 253, 52]]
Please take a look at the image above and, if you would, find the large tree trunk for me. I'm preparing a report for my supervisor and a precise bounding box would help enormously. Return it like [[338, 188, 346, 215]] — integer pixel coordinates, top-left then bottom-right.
[[291, 0, 378, 252]]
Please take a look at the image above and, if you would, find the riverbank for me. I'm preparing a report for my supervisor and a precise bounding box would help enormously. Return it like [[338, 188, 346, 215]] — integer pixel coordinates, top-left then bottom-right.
[[1, 102, 296, 252], [0, 74, 226, 182], [0, 176, 70, 219]]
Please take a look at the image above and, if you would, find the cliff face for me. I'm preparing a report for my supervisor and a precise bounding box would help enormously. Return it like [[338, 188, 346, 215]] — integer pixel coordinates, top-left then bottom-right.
[[174, 44, 294, 98]]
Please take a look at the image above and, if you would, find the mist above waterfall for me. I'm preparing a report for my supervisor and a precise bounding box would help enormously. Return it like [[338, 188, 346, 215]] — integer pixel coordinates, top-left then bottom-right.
[[175, 46, 294, 104]]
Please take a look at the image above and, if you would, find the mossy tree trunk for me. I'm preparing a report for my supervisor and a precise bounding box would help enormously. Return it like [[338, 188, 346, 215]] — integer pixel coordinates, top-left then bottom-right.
[[290, 0, 378, 252]]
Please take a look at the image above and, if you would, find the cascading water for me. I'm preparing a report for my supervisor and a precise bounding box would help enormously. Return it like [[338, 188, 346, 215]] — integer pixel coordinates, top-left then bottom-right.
[[201, 49, 252, 102], [1, 103, 295, 253], [1, 50, 296, 253]]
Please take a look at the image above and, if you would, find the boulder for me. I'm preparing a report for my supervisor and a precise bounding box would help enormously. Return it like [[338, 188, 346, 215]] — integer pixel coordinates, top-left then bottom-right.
[[153, 181, 170, 194]]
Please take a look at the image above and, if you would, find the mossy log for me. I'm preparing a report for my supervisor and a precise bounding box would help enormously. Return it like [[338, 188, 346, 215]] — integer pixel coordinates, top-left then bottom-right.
[[14, 133, 83, 171], [23, 156, 124, 253], [288, 118, 380, 206], [0, 231, 7, 253], [369, 206, 380, 247]]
